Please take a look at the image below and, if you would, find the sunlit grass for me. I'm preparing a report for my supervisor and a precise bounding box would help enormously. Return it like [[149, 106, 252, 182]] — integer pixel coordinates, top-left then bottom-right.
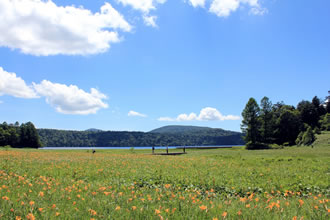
[[0, 133, 329, 219]]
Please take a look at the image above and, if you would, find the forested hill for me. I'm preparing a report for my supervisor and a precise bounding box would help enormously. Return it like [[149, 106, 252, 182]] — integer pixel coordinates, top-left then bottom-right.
[[150, 125, 236, 135], [38, 126, 244, 147]]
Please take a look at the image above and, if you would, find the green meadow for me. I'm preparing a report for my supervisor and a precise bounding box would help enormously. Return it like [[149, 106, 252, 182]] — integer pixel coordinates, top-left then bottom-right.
[[0, 132, 329, 219]]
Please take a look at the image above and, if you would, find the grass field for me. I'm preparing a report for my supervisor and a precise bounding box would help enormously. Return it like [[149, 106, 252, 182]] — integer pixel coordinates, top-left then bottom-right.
[[0, 132, 329, 219]]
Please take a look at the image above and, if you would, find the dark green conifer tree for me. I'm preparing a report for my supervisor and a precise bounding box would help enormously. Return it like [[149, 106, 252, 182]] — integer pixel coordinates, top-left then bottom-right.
[[241, 98, 261, 149], [260, 97, 273, 144]]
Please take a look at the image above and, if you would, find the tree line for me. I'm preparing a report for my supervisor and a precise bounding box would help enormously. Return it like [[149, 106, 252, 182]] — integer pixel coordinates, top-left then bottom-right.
[[37, 128, 244, 147], [0, 123, 244, 148], [0, 122, 41, 148], [241, 92, 330, 149]]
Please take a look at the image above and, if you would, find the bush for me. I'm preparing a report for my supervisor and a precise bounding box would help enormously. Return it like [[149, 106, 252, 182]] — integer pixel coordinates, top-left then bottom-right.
[[245, 142, 270, 150], [0, 145, 11, 148], [296, 126, 316, 146], [320, 113, 330, 131], [269, 144, 284, 149], [301, 127, 315, 146], [0, 145, 12, 151], [295, 131, 304, 146], [314, 127, 321, 134]]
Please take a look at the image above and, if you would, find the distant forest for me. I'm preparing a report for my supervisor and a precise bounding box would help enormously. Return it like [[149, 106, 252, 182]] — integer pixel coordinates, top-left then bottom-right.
[[3, 93, 328, 149], [37, 127, 244, 147]]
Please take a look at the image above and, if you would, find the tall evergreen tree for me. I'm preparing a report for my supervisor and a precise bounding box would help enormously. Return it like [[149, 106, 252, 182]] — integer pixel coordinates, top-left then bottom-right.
[[260, 97, 273, 143], [326, 92, 330, 114], [327, 102, 330, 114], [241, 98, 261, 148], [312, 96, 326, 117], [297, 100, 319, 128]]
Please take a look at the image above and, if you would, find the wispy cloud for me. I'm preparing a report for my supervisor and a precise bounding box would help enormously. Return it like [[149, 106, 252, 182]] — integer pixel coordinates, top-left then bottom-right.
[[158, 117, 175, 122], [143, 15, 158, 28], [187, 0, 206, 8], [187, 0, 267, 17], [116, 0, 166, 13], [158, 107, 240, 121], [116, 0, 166, 28], [209, 0, 267, 17], [128, 110, 147, 118]]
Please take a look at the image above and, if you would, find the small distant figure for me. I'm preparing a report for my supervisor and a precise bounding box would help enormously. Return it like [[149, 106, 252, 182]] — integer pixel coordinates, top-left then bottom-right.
[[92, 150, 96, 154]]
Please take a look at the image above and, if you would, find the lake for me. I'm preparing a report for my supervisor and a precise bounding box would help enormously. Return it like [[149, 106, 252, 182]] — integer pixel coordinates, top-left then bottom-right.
[[39, 145, 240, 150]]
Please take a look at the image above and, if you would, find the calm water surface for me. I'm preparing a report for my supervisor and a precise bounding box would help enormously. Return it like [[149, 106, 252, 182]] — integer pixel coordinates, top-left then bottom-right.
[[39, 145, 240, 150]]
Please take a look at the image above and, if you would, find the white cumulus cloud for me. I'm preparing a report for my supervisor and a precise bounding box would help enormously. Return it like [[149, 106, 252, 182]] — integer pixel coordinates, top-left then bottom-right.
[[198, 107, 240, 120], [177, 113, 198, 121], [209, 0, 266, 17], [128, 110, 147, 117], [188, 0, 206, 8], [0, 66, 109, 115], [0, 67, 38, 98], [209, 0, 240, 17], [158, 107, 240, 121], [33, 80, 108, 115], [0, 0, 132, 56]]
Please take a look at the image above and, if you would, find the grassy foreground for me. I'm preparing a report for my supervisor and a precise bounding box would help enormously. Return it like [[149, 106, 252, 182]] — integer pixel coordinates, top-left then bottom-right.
[[0, 132, 329, 219]]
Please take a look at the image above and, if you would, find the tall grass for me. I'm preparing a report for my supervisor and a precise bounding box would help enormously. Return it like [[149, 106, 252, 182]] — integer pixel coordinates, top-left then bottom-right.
[[0, 133, 329, 219]]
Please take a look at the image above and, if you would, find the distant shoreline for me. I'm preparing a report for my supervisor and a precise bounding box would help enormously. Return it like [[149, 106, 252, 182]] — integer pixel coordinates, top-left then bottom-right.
[[39, 145, 242, 150]]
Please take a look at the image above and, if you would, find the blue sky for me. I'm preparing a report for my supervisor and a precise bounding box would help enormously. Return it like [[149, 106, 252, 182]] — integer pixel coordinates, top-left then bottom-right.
[[0, 0, 329, 132]]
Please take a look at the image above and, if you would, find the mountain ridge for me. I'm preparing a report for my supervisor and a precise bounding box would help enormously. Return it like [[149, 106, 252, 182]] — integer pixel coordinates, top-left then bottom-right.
[[149, 125, 234, 134]]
